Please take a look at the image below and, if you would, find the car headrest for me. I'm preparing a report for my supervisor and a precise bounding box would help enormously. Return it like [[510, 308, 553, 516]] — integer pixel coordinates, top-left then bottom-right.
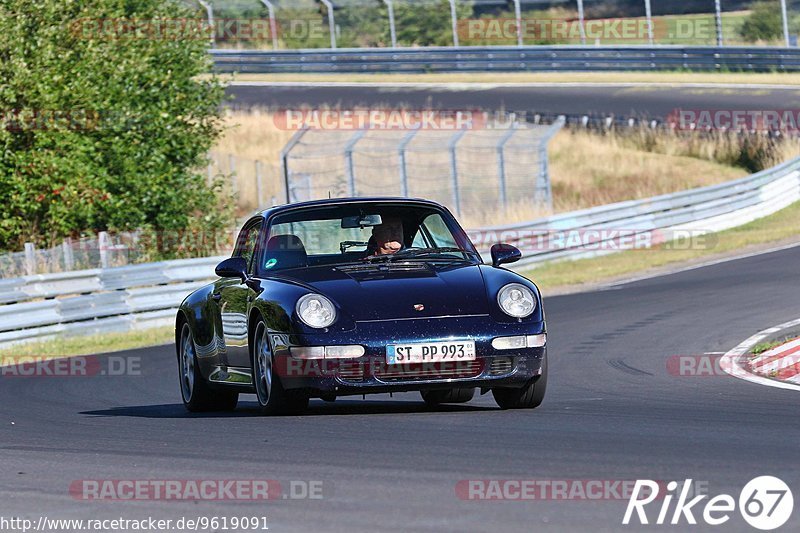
[[267, 234, 306, 253], [265, 234, 307, 269]]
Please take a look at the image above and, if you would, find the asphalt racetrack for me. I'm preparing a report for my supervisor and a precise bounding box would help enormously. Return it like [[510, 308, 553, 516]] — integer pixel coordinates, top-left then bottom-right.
[[226, 83, 800, 120], [2, 244, 799, 532]]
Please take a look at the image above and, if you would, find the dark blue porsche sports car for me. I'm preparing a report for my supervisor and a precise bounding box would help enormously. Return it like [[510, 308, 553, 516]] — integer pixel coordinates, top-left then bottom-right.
[[176, 197, 547, 414]]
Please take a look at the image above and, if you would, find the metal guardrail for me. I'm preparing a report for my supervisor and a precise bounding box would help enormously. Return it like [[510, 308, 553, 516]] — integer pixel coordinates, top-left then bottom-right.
[[211, 46, 800, 73], [471, 156, 800, 267], [1, 155, 798, 347]]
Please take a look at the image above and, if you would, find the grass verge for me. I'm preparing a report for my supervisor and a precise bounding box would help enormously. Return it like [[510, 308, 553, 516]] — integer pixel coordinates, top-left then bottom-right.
[[0, 326, 174, 361], [521, 200, 800, 291]]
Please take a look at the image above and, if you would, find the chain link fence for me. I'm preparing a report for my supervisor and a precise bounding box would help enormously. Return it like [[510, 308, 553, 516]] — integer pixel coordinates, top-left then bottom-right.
[[190, 0, 800, 50], [281, 118, 564, 227]]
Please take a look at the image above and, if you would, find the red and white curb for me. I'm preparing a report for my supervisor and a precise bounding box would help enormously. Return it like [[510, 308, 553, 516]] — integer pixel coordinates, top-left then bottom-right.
[[749, 337, 800, 384], [720, 318, 800, 392]]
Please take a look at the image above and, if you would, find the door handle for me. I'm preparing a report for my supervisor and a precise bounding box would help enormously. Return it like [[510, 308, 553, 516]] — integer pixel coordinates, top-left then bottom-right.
[[211, 292, 222, 301]]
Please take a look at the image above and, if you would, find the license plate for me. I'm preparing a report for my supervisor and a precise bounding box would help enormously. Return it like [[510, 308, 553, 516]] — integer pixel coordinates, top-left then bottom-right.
[[386, 341, 476, 364]]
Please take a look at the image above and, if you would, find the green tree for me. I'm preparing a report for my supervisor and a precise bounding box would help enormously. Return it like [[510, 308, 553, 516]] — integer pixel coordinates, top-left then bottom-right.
[[0, 0, 229, 255], [739, 1, 783, 42]]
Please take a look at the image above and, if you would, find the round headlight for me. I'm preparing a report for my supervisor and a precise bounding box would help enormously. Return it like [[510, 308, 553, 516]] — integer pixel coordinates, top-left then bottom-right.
[[296, 294, 337, 329], [497, 283, 537, 318]]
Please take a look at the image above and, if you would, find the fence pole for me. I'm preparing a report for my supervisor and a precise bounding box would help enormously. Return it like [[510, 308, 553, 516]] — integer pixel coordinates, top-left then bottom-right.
[[280, 127, 309, 203], [197, 0, 214, 49], [62, 238, 74, 271], [576, 0, 586, 45], [98, 231, 110, 269], [714, 0, 724, 46], [259, 0, 279, 50], [449, 0, 459, 47], [643, 0, 653, 45], [255, 160, 264, 209], [780, 0, 791, 47], [228, 154, 237, 197], [513, 0, 523, 47], [383, 0, 397, 48], [344, 129, 368, 197], [398, 127, 420, 197], [24, 242, 35, 276], [448, 129, 468, 216], [538, 116, 565, 209], [320, 0, 337, 49], [496, 123, 518, 210]]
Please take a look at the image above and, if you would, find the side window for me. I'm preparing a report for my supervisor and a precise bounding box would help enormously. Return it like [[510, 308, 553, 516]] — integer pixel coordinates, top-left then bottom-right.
[[233, 221, 263, 274], [421, 214, 458, 248]]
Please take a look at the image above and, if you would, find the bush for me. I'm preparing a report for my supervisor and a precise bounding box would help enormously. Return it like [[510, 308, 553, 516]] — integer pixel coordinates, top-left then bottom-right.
[[0, 0, 229, 255], [739, 1, 783, 42]]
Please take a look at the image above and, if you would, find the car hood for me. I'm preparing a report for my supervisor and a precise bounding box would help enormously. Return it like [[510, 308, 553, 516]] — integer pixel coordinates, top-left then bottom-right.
[[274, 262, 489, 321]]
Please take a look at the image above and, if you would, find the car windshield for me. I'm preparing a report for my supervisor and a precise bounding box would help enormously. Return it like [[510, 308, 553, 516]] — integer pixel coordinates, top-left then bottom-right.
[[260, 203, 479, 273]]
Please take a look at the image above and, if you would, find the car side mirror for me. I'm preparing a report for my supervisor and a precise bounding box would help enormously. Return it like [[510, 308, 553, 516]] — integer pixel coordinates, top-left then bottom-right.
[[215, 257, 248, 282], [491, 244, 522, 268]]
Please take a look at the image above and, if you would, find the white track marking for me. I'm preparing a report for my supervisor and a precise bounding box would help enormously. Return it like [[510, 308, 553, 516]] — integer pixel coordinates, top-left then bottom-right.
[[602, 241, 800, 290]]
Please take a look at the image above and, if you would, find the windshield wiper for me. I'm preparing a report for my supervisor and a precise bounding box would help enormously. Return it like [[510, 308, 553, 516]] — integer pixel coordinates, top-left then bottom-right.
[[364, 247, 478, 263]]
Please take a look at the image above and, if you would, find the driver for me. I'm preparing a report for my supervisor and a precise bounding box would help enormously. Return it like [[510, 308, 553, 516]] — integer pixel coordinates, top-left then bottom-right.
[[370, 218, 404, 256]]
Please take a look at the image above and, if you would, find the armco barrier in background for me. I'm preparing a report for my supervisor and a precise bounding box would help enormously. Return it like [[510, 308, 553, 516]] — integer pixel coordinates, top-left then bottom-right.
[[211, 46, 800, 74], [0, 154, 798, 348]]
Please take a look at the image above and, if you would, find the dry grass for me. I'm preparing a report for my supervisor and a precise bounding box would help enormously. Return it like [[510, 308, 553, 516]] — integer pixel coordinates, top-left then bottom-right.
[[548, 129, 749, 212], [212, 110, 796, 224]]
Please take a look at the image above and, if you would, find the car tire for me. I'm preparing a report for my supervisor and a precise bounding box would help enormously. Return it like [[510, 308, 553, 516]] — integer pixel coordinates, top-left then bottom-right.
[[421, 388, 475, 406], [252, 319, 309, 416], [492, 353, 547, 410], [178, 322, 239, 412]]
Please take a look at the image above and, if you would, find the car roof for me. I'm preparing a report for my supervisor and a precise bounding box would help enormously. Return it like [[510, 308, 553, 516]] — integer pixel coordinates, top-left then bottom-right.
[[255, 197, 450, 220]]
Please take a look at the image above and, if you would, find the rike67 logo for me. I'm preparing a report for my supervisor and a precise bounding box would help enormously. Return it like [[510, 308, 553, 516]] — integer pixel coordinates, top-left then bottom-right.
[[623, 477, 794, 530]]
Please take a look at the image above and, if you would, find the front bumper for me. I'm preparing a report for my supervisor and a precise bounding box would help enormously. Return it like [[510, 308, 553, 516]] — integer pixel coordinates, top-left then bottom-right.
[[272, 315, 546, 396]]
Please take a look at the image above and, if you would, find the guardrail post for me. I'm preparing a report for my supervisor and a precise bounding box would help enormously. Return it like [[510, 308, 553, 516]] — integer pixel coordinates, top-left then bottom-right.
[[448, 129, 468, 216], [280, 127, 309, 204], [98, 231, 110, 269], [197, 0, 214, 49], [383, 0, 397, 48], [398, 127, 419, 197], [496, 123, 518, 210], [576, 0, 586, 45], [228, 154, 237, 196], [62, 238, 74, 271], [449, 0, 459, 47], [344, 129, 368, 197], [255, 160, 264, 208], [643, 0, 654, 45], [714, 0, 724, 46], [24, 242, 35, 276], [780, 0, 791, 47], [538, 116, 565, 209], [259, 0, 279, 50], [320, 0, 337, 49]]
